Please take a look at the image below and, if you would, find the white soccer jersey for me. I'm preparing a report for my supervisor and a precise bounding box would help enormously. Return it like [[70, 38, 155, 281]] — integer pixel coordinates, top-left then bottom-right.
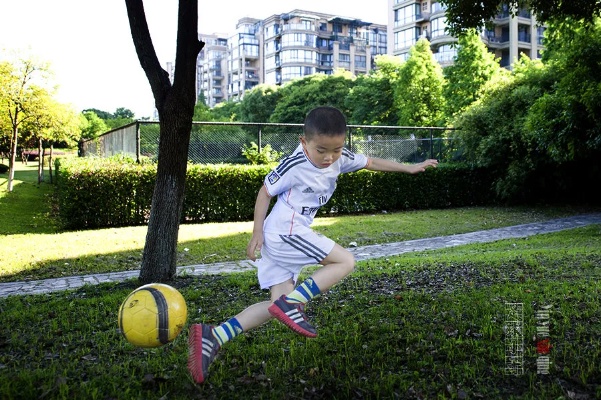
[[263, 143, 369, 235]]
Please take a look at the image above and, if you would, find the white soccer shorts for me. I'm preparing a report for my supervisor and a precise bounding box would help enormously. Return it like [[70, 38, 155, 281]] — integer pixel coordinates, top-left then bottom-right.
[[255, 227, 335, 289]]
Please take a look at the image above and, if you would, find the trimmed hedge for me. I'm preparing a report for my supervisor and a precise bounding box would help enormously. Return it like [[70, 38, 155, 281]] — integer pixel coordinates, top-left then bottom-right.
[[55, 158, 495, 230]]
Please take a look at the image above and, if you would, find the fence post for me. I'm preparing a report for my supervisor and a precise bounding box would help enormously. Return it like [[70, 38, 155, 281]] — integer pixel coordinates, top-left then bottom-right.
[[347, 127, 353, 149], [257, 125, 262, 153], [429, 128, 434, 159], [136, 121, 141, 163]]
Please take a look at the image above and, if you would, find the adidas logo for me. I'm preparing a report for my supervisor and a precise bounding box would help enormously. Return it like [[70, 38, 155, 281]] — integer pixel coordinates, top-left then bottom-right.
[[302, 187, 314, 193]]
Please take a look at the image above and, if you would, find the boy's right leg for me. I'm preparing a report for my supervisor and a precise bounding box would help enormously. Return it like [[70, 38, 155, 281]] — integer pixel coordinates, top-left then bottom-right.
[[269, 244, 355, 337]]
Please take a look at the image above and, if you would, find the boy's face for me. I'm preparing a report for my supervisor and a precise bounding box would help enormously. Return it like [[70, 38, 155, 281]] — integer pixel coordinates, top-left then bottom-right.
[[300, 133, 346, 169]]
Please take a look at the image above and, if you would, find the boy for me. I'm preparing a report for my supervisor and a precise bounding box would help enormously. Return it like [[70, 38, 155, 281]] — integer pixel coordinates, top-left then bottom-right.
[[188, 106, 438, 383]]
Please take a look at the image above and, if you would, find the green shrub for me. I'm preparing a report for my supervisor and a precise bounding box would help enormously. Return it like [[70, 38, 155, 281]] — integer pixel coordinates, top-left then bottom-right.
[[0, 164, 8, 173], [241, 142, 283, 165], [54, 158, 495, 229]]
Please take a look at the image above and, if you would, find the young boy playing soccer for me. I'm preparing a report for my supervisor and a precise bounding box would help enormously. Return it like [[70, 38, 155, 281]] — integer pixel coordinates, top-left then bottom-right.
[[188, 106, 438, 383]]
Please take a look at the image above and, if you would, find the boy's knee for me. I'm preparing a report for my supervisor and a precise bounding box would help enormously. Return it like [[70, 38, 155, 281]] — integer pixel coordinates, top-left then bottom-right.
[[342, 252, 356, 275]]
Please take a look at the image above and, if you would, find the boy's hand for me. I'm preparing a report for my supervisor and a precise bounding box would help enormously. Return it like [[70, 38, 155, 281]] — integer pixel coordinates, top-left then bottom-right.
[[246, 233, 264, 261], [410, 159, 438, 174]]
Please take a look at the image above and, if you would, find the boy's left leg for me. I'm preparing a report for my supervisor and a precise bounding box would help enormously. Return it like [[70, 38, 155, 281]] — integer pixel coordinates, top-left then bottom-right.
[[269, 244, 355, 337], [188, 280, 294, 384]]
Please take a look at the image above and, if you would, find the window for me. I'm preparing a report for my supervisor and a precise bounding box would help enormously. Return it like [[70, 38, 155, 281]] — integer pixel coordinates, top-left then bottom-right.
[[394, 3, 421, 26], [318, 53, 333, 67], [316, 38, 332, 50], [431, 1, 445, 13], [355, 55, 366, 69], [282, 33, 315, 47], [339, 54, 350, 69], [282, 66, 304, 80], [430, 17, 447, 38], [281, 49, 316, 63], [394, 27, 420, 50], [433, 44, 456, 63]]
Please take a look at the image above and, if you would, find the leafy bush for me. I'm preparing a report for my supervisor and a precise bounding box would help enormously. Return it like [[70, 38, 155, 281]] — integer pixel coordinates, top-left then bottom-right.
[[0, 164, 8, 173], [241, 142, 283, 165], [54, 158, 495, 229]]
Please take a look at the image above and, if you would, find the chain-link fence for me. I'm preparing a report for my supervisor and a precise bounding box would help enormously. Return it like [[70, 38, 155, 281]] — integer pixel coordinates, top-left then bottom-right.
[[81, 121, 463, 164]]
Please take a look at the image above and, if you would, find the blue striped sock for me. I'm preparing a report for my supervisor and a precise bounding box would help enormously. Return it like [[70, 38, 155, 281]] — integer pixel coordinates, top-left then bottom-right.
[[212, 317, 243, 346], [285, 277, 321, 304]]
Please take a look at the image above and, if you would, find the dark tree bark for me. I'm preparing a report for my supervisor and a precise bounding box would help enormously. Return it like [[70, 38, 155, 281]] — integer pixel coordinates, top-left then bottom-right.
[[125, 0, 204, 283]]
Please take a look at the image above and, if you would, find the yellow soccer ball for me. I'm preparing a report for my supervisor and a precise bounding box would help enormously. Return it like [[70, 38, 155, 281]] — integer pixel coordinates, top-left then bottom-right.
[[118, 283, 188, 348]]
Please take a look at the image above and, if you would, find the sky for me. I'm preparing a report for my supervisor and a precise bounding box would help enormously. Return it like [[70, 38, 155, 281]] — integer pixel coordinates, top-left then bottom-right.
[[0, 0, 388, 119]]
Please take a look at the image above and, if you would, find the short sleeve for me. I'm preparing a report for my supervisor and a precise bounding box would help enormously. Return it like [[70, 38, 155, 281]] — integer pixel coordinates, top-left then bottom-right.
[[264, 167, 294, 197], [339, 149, 369, 173]]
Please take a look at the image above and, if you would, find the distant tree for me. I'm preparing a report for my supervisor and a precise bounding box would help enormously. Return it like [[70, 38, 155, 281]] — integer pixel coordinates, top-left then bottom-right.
[[80, 110, 108, 139], [345, 55, 403, 127], [114, 107, 135, 119], [82, 108, 112, 120], [209, 100, 240, 121], [271, 70, 355, 123], [23, 98, 80, 183], [238, 84, 281, 123], [394, 38, 446, 127], [345, 74, 395, 126], [441, 0, 601, 36], [125, 0, 204, 282], [443, 29, 507, 119], [192, 100, 212, 121], [0, 56, 52, 192]]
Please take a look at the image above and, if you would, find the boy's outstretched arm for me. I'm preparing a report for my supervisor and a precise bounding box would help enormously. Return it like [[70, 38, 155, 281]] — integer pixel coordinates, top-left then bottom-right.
[[246, 185, 273, 261], [365, 158, 438, 174]]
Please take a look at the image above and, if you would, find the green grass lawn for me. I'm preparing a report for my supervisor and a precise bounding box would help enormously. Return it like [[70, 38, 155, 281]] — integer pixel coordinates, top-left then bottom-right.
[[1, 159, 601, 399]]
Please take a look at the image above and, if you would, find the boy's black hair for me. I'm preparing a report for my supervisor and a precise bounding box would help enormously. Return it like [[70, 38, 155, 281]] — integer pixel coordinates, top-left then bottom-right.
[[303, 106, 347, 139]]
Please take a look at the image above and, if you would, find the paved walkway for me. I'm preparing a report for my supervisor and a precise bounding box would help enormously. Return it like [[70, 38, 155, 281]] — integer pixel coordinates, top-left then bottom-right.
[[1, 213, 600, 298]]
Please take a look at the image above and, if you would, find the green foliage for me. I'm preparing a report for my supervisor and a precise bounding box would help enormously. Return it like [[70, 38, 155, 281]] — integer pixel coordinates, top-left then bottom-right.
[[527, 19, 601, 163], [80, 111, 109, 139], [209, 100, 241, 121], [395, 38, 446, 127], [55, 157, 156, 229], [241, 142, 283, 165], [83, 108, 136, 130], [270, 71, 355, 123], [441, 0, 601, 37], [345, 73, 397, 127], [238, 84, 282, 123], [54, 158, 495, 229], [443, 29, 506, 119], [454, 20, 601, 205]]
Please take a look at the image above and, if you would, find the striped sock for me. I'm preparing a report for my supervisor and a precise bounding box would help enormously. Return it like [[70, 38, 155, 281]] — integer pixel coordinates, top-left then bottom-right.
[[212, 317, 243, 346], [285, 277, 321, 304]]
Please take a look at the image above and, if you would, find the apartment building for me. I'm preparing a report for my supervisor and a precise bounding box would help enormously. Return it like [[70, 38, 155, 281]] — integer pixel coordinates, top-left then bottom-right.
[[196, 33, 229, 108], [389, 0, 545, 68], [260, 10, 387, 87], [190, 9, 387, 106]]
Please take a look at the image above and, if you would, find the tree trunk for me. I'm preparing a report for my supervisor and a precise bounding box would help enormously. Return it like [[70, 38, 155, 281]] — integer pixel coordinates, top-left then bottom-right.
[[138, 105, 193, 282], [37, 138, 44, 184], [126, 0, 204, 283], [7, 124, 18, 192], [48, 144, 54, 183]]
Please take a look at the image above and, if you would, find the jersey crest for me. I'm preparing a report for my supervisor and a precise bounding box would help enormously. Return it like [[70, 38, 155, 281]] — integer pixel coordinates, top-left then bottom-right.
[[267, 171, 280, 185]]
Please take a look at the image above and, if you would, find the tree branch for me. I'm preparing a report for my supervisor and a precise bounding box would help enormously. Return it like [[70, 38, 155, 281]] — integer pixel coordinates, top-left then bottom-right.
[[124, 0, 171, 111]]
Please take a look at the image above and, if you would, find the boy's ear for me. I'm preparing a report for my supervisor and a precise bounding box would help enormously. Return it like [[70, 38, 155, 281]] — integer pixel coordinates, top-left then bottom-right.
[[299, 136, 307, 146]]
